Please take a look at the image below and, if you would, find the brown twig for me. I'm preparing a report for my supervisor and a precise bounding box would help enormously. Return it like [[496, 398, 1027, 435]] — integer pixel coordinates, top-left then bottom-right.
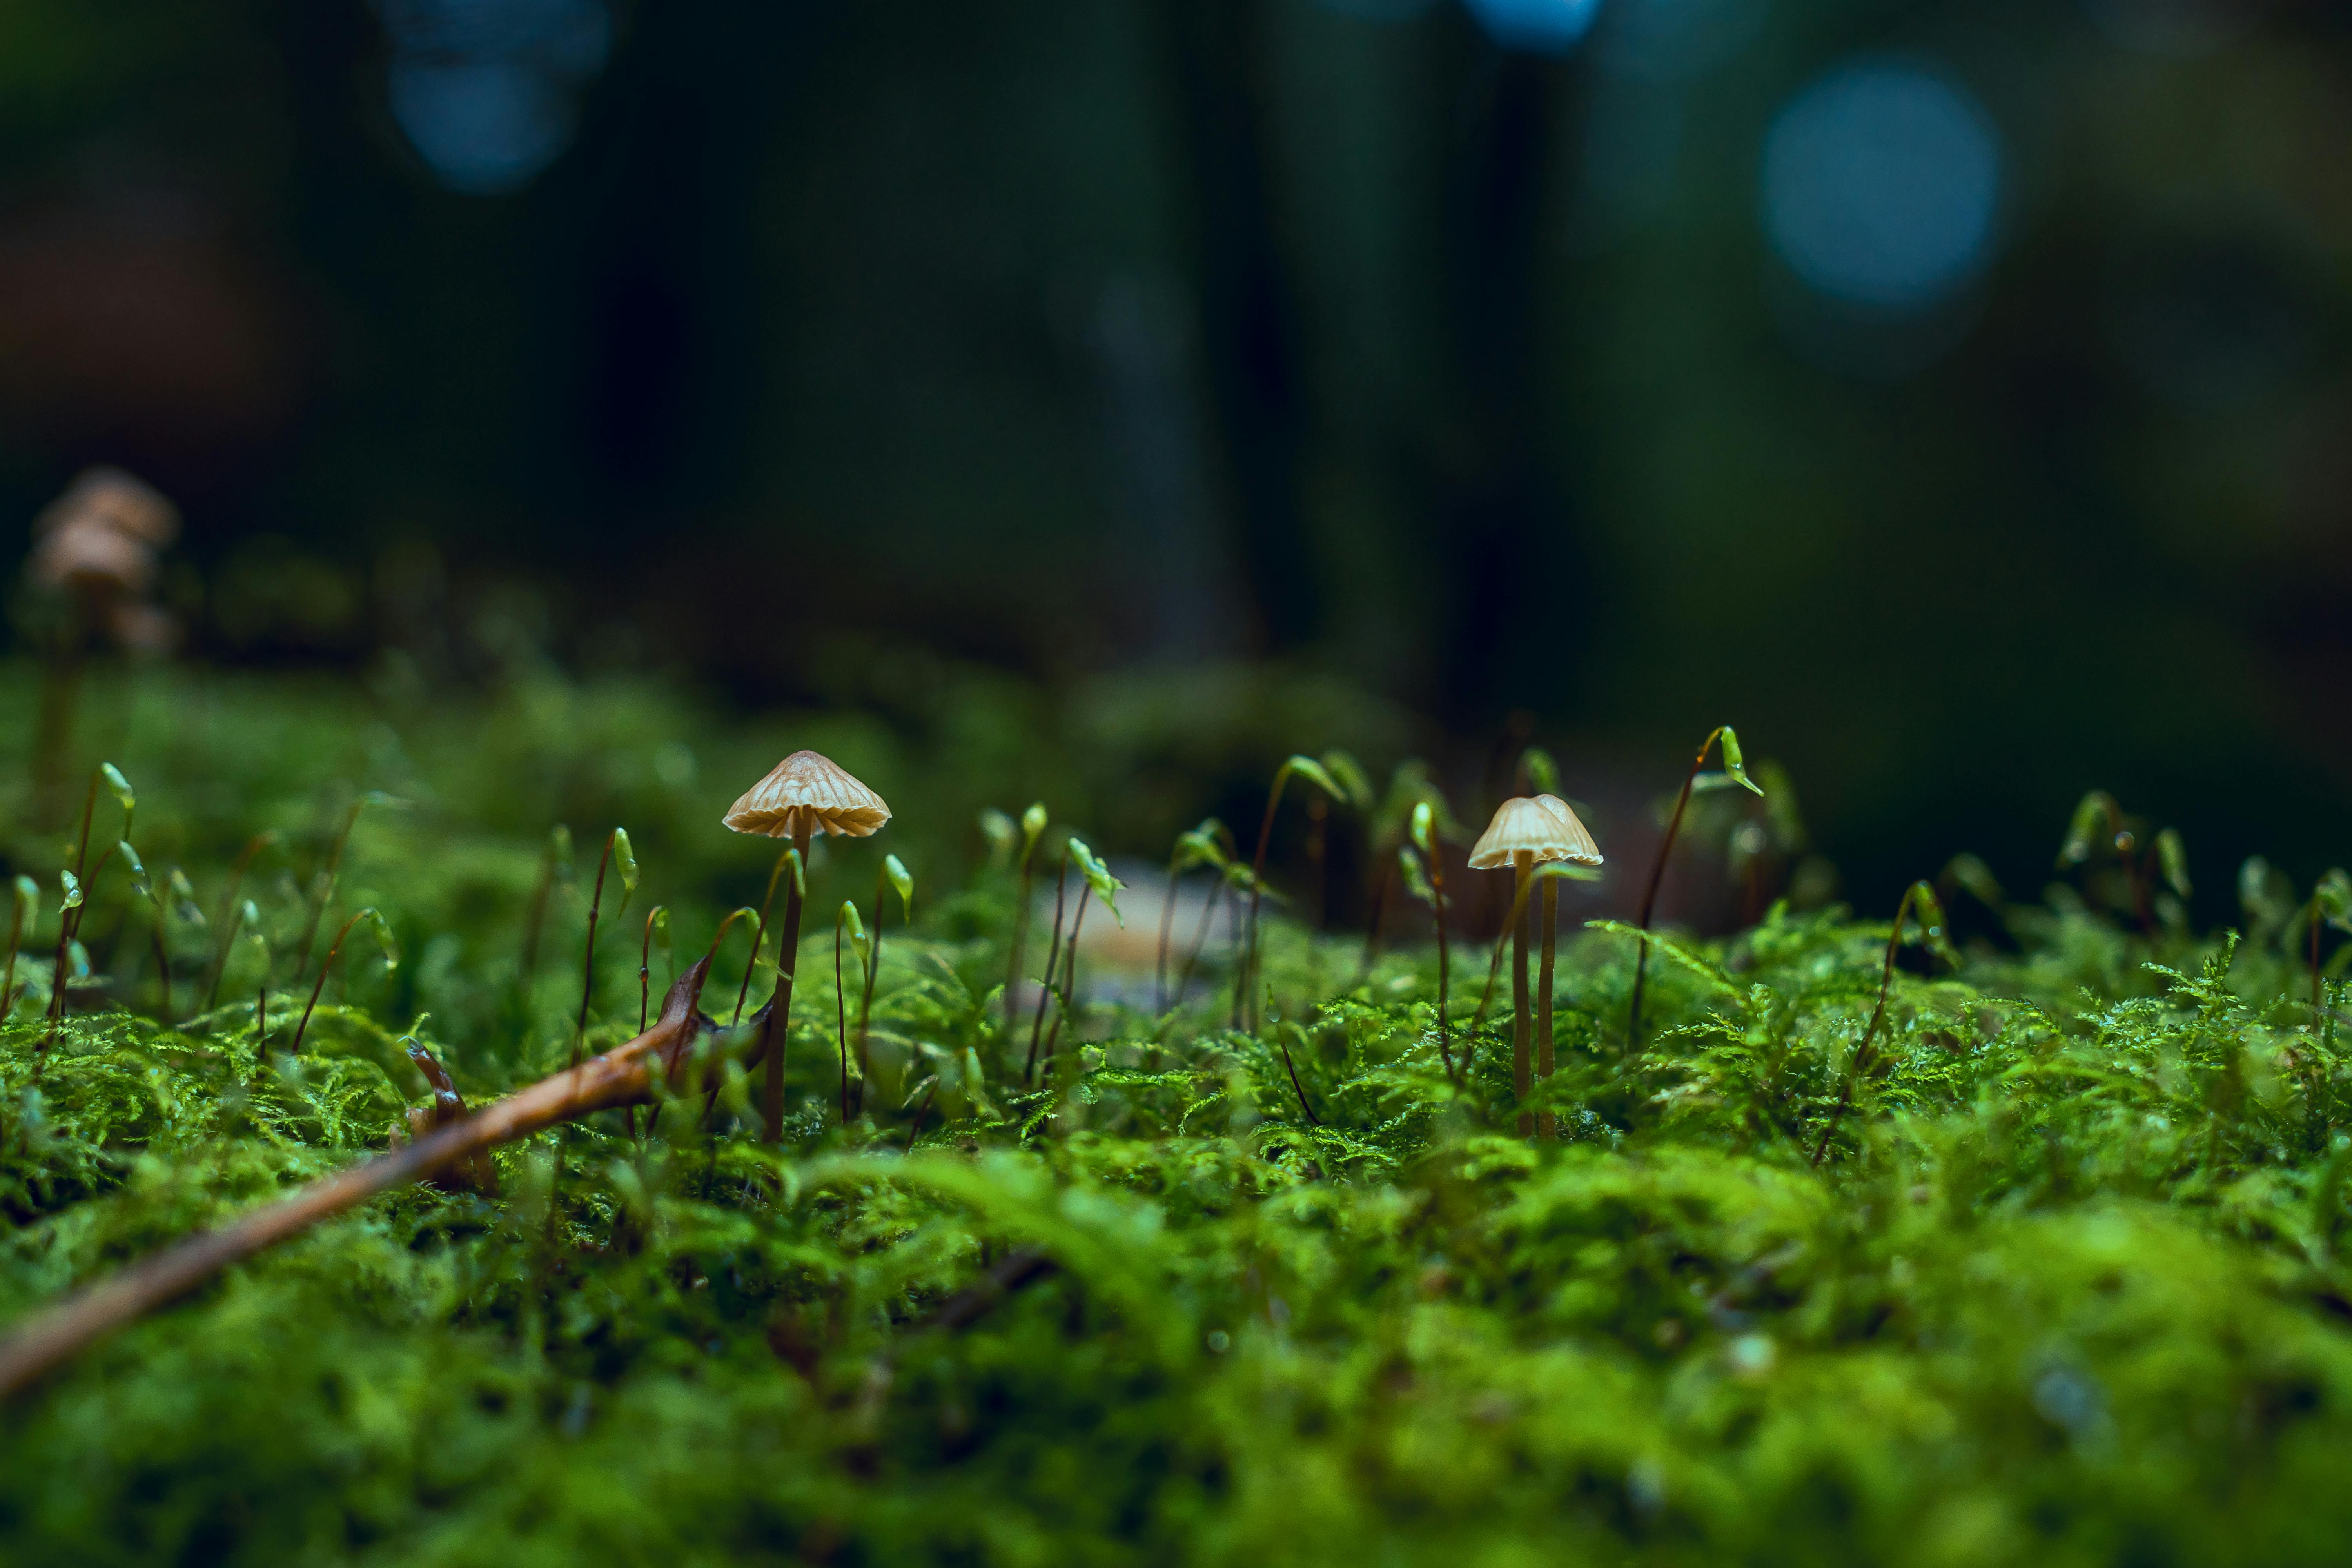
[[0, 960, 720, 1402], [1628, 727, 1733, 1053], [572, 830, 621, 1068]]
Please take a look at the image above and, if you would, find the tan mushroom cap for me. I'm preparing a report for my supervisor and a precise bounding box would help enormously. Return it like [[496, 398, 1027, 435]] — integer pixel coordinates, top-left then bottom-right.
[[29, 515, 157, 596], [35, 467, 180, 548], [1468, 794, 1605, 870], [724, 750, 891, 839]]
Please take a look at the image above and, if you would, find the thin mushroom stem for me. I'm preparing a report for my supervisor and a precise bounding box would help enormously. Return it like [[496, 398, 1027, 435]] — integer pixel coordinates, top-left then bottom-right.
[[835, 904, 852, 1125], [1474, 872, 1544, 1027], [288, 908, 384, 1057], [1537, 877, 1557, 1140], [203, 831, 275, 1013], [1512, 851, 1533, 1138], [1628, 726, 1730, 1054], [759, 828, 813, 1143], [1026, 849, 1071, 1084]]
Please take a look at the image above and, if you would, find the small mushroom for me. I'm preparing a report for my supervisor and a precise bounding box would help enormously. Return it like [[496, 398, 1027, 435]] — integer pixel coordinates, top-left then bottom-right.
[[28, 517, 157, 599], [23, 468, 183, 824], [724, 751, 891, 1140], [34, 467, 180, 548], [1470, 794, 1603, 1137]]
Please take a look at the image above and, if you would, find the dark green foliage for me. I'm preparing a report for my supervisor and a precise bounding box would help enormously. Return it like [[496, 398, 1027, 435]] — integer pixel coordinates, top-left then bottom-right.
[[5, 664, 2352, 1565]]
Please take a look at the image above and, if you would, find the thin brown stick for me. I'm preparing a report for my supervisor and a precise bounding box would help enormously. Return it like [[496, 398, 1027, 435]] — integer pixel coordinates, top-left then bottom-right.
[[1239, 773, 1292, 1031], [294, 795, 379, 983], [572, 831, 618, 1068], [0, 961, 718, 1402], [735, 847, 798, 1025], [1810, 885, 1928, 1167], [1174, 879, 1225, 1012], [38, 770, 105, 1070], [2, 893, 28, 1018], [1005, 828, 1041, 1044], [1037, 886, 1091, 1076], [1275, 1020, 1321, 1127], [639, 907, 666, 1034], [149, 907, 173, 1026], [202, 832, 276, 1013], [1306, 797, 1329, 932], [1629, 727, 1729, 1053], [288, 909, 381, 1056], [1155, 857, 1183, 1014], [1026, 850, 1071, 1084], [1358, 858, 1394, 984], [2313, 895, 2325, 1024], [904, 1078, 939, 1153]]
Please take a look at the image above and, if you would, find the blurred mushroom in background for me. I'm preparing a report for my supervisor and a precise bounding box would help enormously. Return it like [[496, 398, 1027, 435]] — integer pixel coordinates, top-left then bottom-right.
[[23, 466, 183, 824]]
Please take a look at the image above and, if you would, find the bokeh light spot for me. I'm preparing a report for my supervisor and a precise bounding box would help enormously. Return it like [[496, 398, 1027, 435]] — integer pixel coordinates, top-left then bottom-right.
[[1461, 0, 1603, 53], [1595, 0, 1767, 82], [1760, 60, 2002, 310], [376, 0, 610, 195]]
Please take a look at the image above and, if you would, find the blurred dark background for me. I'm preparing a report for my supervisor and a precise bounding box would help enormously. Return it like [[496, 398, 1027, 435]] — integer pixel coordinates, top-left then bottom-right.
[[4, 0, 2350, 921]]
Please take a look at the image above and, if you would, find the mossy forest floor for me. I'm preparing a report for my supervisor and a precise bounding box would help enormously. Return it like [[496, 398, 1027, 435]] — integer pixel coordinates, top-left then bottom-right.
[[4, 661, 2352, 1566]]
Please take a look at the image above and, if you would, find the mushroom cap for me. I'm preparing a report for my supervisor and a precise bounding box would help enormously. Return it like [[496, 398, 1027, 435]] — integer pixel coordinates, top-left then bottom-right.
[[28, 515, 156, 596], [36, 468, 180, 548], [1532, 793, 1604, 865], [724, 750, 891, 839], [1468, 794, 1604, 869]]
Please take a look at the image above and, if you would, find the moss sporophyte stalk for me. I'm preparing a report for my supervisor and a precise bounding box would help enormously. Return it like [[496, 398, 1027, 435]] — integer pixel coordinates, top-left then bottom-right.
[[13, 688, 2352, 1564]]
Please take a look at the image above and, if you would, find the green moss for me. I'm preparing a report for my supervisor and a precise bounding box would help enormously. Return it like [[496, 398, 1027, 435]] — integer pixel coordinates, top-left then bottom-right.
[[3, 661, 2351, 1564]]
